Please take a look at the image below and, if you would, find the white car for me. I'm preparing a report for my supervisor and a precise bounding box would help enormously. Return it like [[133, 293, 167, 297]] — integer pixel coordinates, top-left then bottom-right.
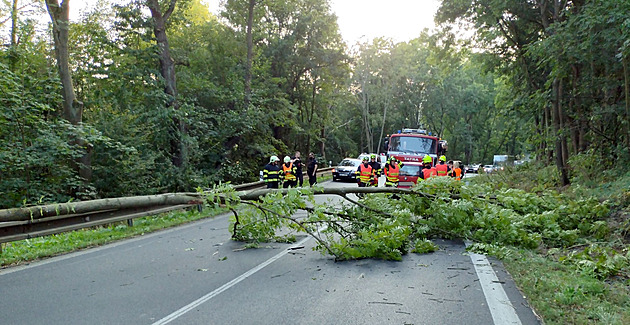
[[483, 165, 494, 173]]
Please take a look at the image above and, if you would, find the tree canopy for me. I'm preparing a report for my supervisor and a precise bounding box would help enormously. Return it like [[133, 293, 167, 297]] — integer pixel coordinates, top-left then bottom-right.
[[1, 0, 628, 208]]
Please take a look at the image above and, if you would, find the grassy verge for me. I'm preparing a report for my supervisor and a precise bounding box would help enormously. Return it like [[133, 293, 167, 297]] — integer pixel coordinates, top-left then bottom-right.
[[474, 160, 630, 324], [0, 206, 227, 267], [504, 250, 630, 325]]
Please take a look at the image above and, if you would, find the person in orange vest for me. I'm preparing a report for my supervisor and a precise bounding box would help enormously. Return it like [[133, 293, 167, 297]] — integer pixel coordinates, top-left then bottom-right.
[[368, 153, 382, 187], [451, 161, 463, 180], [281, 156, 297, 188], [435, 155, 450, 177], [420, 155, 436, 180], [382, 156, 401, 187], [355, 156, 374, 187]]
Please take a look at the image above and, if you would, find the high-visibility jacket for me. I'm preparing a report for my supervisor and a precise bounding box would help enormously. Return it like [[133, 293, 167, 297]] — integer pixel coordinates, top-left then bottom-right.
[[282, 162, 297, 181], [453, 168, 462, 180], [383, 163, 400, 187], [436, 163, 448, 176], [263, 164, 281, 183], [422, 166, 436, 179], [355, 164, 374, 184]]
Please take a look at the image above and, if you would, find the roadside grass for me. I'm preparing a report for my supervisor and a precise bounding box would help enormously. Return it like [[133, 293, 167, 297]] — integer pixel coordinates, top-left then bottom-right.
[[0, 176, 333, 268], [0, 206, 227, 267], [504, 250, 630, 325], [473, 160, 630, 324]]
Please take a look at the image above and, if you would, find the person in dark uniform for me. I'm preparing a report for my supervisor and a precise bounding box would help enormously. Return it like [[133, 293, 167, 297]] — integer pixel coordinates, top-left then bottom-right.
[[263, 156, 281, 188], [307, 152, 318, 186], [292, 151, 304, 187]]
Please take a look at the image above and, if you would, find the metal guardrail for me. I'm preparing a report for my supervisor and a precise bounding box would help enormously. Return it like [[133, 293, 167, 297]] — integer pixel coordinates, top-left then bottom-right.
[[0, 167, 333, 247]]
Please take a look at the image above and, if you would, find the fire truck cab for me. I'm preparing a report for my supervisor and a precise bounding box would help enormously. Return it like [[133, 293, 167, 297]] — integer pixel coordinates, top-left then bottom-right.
[[383, 128, 447, 187]]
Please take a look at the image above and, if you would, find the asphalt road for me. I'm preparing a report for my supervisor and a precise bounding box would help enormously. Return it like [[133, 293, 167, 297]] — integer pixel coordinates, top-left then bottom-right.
[[0, 180, 540, 325]]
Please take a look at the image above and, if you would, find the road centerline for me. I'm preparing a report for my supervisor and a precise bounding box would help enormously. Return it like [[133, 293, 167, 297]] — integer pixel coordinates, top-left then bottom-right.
[[152, 232, 318, 325]]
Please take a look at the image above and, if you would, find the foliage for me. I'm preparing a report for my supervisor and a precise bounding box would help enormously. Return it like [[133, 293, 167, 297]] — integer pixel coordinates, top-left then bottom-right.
[[504, 250, 630, 325], [220, 177, 613, 264]]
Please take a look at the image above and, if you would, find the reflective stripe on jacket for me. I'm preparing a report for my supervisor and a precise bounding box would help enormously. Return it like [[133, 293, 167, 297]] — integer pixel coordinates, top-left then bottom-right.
[[263, 164, 281, 183], [384, 163, 400, 186], [356, 164, 374, 184], [436, 164, 448, 176], [422, 167, 436, 179], [282, 162, 297, 181]]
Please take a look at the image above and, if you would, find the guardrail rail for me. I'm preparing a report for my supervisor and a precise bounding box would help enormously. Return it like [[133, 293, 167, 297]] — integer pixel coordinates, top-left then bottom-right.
[[0, 167, 333, 250]]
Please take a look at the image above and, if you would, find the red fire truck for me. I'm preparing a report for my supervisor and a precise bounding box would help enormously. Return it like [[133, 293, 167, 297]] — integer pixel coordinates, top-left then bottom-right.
[[383, 128, 447, 188]]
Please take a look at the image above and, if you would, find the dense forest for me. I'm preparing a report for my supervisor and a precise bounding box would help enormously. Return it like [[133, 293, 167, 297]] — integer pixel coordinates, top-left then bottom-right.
[[1, 0, 628, 209]]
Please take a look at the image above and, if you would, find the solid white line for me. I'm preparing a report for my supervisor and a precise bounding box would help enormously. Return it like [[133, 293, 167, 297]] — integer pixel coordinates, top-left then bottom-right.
[[465, 241, 522, 325], [152, 233, 317, 325]]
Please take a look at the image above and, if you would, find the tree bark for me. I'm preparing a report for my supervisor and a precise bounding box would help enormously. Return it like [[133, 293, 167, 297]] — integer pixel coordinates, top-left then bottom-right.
[[624, 57, 630, 150], [10, 0, 18, 46], [45, 0, 92, 182], [146, 0, 186, 169], [244, 0, 255, 108], [0, 194, 201, 222], [552, 78, 570, 185]]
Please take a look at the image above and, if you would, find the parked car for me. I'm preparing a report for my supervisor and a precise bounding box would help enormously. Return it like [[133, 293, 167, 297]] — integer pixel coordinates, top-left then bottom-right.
[[483, 165, 494, 173], [465, 164, 480, 173], [332, 158, 362, 182]]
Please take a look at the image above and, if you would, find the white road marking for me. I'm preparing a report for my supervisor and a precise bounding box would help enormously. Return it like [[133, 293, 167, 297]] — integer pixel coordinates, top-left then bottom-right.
[[152, 232, 318, 325], [465, 241, 522, 325]]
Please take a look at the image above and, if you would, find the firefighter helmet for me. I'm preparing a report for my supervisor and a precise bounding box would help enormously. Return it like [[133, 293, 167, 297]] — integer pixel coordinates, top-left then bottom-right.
[[439, 155, 446, 162], [284, 156, 291, 163], [423, 155, 432, 163]]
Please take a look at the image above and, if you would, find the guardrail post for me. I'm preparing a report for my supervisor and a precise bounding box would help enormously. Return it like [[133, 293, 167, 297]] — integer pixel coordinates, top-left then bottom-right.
[[0, 243, 3, 254], [127, 219, 133, 227]]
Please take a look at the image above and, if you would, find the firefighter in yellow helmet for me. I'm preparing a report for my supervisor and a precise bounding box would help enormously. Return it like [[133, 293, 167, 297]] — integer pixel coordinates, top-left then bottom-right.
[[355, 156, 374, 188], [383, 156, 401, 187], [435, 155, 449, 177], [420, 155, 436, 180]]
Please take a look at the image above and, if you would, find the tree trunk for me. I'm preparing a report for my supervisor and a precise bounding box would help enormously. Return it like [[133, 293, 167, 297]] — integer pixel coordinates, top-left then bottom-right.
[[624, 57, 630, 150], [244, 0, 255, 108], [146, 0, 186, 169], [552, 78, 570, 186], [45, 0, 92, 182], [320, 126, 326, 165], [10, 0, 18, 46]]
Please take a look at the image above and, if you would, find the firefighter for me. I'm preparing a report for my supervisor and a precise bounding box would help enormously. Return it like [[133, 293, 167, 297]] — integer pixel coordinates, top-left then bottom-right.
[[282, 156, 297, 188], [368, 153, 382, 187], [420, 155, 436, 180], [263, 155, 281, 188], [452, 161, 463, 180], [355, 156, 374, 188], [435, 155, 449, 177], [383, 156, 401, 187]]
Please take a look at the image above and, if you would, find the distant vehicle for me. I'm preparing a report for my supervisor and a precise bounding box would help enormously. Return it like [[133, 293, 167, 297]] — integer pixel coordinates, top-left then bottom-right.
[[466, 164, 480, 173], [397, 162, 424, 188], [483, 165, 494, 173], [493, 155, 515, 168], [332, 158, 362, 182]]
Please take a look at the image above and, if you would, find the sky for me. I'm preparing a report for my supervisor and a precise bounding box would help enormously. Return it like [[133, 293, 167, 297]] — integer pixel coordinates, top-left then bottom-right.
[[70, 0, 441, 45], [205, 0, 441, 44]]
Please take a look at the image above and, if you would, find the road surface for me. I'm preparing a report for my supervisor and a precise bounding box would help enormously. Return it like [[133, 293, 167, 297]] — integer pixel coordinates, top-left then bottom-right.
[[0, 180, 540, 325]]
